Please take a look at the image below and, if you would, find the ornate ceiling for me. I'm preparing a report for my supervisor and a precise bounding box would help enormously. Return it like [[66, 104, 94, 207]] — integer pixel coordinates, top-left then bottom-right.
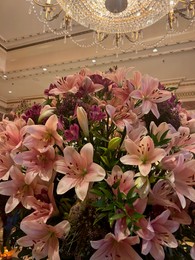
[[0, 0, 195, 112]]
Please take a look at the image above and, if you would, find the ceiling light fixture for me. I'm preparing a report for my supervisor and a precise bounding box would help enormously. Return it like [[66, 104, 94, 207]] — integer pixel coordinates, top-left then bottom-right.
[[153, 47, 158, 53], [27, 0, 195, 51]]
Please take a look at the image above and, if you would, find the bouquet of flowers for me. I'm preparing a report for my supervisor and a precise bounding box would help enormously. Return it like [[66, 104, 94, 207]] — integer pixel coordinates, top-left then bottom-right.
[[0, 67, 195, 260]]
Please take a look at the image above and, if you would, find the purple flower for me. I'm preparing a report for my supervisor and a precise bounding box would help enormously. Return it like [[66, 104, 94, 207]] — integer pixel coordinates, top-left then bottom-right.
[[44, 83, 57, 96], [89, 105, 106, 121], [90, 74, 112, 88], [64, 124, 79, 141], [22, 104, 41, 123]]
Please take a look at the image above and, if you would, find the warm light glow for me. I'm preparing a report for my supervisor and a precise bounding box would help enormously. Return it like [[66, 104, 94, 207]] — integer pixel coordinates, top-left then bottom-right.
[[0, 247, 14, 260], [56, 0, 179, 33]]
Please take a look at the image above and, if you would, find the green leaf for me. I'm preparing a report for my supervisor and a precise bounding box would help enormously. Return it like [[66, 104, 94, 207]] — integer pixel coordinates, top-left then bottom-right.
[[94, 212, 108, 225], [109, 213, 126, 224], [99, 187, 113, 199], [100, 156, 110, 167], [127, 186, 137, 200], [108, 137, 121, 150], [90, 188, 104, 197]]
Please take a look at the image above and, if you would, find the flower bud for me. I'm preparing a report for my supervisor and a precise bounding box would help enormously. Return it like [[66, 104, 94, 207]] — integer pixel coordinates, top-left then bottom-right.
[[77, 106, 89, 137]]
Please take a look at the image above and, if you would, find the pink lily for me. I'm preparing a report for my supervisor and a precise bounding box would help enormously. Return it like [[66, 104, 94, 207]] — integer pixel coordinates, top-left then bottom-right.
[[0, 166, 35, 213], [17, 220, 70, 260], [106, 103, 138, 130], [166, 154, 195, 208], [80, 76, 104, 93], [56, 143, 106, 201], [191, 244, 195, 260], [130, 75, 171, 118], [90, 227, 142, 260], [0, 152, 15, 180], [106, 165, 135, 195], [120, 136, 165, 176], [105, 66, 133, 86], [49, 74, 81, 95], [149, 180, 179, 210], [171, 126, 195, 153], [138, 210, 179, 260], [24, 114, 63, 152], [13, 146, 57, 183]]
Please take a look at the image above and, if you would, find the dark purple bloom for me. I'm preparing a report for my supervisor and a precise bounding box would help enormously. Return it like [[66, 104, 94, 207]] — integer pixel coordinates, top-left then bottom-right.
[[89, 105, 106, 121], [44, 83, 57, 96], [90, 74, 112, 88], [64, 124, 79, 142], [22, 104, 42, 123]]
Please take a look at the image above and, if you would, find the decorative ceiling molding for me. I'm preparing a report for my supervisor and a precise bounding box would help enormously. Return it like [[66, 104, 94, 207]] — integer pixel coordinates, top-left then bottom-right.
[[0, 29, 92, 51], [1, 40, 195, 79]]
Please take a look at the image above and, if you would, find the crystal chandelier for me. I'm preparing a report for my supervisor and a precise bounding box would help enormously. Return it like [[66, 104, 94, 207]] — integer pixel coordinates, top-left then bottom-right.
[[27, 0, 195, 50], [56, 0, 178, 33]]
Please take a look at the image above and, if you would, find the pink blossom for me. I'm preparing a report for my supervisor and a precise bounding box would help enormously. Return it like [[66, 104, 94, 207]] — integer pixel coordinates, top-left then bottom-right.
[[24, 114, 63, 152], [17, 220, 70, 260], [171, 126, 195, 153], [90, 233, 142, 260], [149, 180, 179, 210], [120, 136, 165, 176], [0, 118, 26, 154], [77, 106, 89, 137], [166, 154, 195, 208], [0, 153, 15, 180], [49, 74, 81, 95], [56, 143, 106, 201], [105, 66, 133, 86], [23, 183, 58, 223], [106, 103, 138, 130], [130, 71, 142, 89], [0, 166, 35, 213], [130, 75, 171, 118], [106, 165, 135, 195], [13, 146, 57, 183], [191, 244, 195, 260], [138, 210, 179, 260], [124, 122, 147, 144], [79, 76, 104, 93]]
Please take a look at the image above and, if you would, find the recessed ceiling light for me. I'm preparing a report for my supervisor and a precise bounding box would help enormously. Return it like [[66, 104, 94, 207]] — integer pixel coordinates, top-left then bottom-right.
[[8, 90, 12, 94], [170, 0, 174, 6], [92, 59, 96, 63], [153, 48, 158, 53], [43, 67, 47, 71]]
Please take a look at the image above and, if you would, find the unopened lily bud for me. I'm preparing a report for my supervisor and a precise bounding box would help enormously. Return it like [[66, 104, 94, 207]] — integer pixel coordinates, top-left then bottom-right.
[[38, 105, 55, 123], [77, 106, 89, 137]]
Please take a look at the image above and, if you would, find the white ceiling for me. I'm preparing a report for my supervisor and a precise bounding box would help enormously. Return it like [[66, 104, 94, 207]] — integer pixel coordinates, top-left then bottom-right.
[[0, 0, 195, 106]]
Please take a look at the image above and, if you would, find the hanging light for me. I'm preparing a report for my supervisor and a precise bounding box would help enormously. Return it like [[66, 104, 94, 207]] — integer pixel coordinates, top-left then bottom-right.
[[56, 0, 179, 34], [27, 0, 195, 50]]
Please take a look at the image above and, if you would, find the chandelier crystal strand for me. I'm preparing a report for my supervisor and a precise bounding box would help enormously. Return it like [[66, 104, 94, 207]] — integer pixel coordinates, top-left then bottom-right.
[[56, 0, 179, 34], [27, 0, 195, 51]]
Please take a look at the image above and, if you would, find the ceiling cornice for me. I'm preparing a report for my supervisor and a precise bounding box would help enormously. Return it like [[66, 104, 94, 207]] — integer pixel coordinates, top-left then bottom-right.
[[1, 39, 194, 79]]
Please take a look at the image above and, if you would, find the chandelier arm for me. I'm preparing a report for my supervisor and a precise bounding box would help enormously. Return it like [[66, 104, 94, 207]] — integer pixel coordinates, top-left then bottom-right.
[[125, 33, 139, 43], [33, 0, 59, 8], [177, 11, 195, 19], [47, 9, 63, 21]]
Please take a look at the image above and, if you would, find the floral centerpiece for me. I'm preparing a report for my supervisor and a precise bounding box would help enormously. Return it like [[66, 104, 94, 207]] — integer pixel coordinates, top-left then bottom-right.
[[0, 67, 195, 260]]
